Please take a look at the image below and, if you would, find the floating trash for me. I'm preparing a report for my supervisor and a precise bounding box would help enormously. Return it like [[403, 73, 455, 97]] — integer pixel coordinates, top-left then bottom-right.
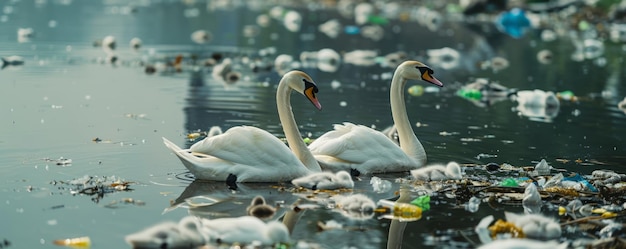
[[44, 157, 72, 166], [512, 90, 560, 122], [582, 38, 604, 59], [376, 199, 422, 222], [343, 50, 377, 66], [17, 27, 34, 43], [1, 55, 24, 69], [190, 30, 212, 44], [410, 195, 431, 211], [318, 19, 341, 39], [496, 8, 531, 38], [354, 2, 374, 25], [536, 49, 553, 64], [465, 196, 482, 213], [300, 48, 341, 73], [283, 10, 302, 32], [360, 25, 384, 41], [427, 47, 460, 70], [532, 159, 551, 176], [129, 37, 141, 50], [53, 236, 90, 249], [457, 78, 515, 107], [370, 176, 392, 193]]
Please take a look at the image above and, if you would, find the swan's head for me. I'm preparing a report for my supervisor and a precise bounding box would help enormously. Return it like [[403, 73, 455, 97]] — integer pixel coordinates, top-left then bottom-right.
[[445, 162, 462, 179], [398, 61, 444, 87], [284, 70, 322, 110], [336, 171, 355, 189]]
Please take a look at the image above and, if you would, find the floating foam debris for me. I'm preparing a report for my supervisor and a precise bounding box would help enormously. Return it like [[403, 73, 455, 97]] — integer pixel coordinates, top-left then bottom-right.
[[370, 176, 391, 193]]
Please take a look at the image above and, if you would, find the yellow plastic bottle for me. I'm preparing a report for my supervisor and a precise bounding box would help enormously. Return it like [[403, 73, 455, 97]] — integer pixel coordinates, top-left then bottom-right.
[[376, 199, 423, 221]]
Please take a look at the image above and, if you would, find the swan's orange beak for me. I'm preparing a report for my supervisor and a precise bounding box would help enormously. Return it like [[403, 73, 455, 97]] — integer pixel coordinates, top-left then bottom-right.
[[304, 87, 322, 110], [422, 71, 444, 87]]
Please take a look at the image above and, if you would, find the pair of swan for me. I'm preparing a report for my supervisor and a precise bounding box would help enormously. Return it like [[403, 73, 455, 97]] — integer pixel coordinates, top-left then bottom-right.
[[163, 61, 444, 182]]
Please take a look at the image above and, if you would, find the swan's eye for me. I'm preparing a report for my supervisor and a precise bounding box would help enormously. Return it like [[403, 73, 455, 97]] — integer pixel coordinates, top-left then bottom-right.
[[304, 79, 318, 94], [417, 66, 434, 76]]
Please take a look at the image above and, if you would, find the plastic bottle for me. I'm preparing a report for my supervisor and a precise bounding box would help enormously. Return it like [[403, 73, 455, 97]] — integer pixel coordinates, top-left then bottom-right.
[[376, 199, 422, 221]]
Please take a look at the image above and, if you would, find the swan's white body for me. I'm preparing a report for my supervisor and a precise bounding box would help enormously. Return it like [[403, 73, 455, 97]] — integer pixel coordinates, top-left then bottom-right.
[[309, 61, 443, 175], [410, 161, 462, 181], [202, 216, 290, 245], [125, 216, 206, 249], [163, 71, 322, 182], [332, 194, 376, 219], [332, 194, 376, 213], [291, 170, 354, 190], [126, 215, 290, 247]]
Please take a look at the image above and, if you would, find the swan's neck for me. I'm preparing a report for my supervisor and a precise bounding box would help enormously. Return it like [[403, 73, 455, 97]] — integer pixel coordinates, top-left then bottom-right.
[[390, 69, 427, 165], [276, 81, 322, 172]]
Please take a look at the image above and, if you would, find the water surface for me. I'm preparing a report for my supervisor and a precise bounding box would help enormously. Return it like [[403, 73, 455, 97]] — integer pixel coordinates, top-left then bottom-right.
[[1, 1, 625, 248]]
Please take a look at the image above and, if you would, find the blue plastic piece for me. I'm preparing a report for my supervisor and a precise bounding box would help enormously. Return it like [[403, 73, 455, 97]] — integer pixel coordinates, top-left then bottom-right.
[[496, 8, 531, 38]]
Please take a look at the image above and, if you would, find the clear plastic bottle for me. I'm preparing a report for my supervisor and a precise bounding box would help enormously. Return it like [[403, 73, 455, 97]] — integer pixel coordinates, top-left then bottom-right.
[[376, 199, 422, 221]]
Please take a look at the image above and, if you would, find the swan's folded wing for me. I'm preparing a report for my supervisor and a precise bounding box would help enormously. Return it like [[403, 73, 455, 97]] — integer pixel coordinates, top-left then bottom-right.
[[309, 123, 407, 163], [190, 126, 300, 167]]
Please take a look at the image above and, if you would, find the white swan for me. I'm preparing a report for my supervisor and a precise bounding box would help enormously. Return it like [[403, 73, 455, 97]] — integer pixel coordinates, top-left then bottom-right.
[[308, 61, 443, 175], [410, 161, 462, 181], [163, 70, 322, 182], [291, 170, 354, 190], [125, 216, 206, 249], [331, 193, 376, 219], [202, 216, 290, 245]]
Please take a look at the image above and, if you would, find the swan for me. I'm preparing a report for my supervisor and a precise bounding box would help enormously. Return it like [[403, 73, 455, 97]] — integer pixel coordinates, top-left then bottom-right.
[[246, 195, 277, 220], [308, 61, 443, 175], [201, 216, 290, 245], [291, 170, 354, 190], [331, 193, 376, 219], [410, 161, 462, 181], [125, 216, 206, 249], [162, 70, 322, 182]]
